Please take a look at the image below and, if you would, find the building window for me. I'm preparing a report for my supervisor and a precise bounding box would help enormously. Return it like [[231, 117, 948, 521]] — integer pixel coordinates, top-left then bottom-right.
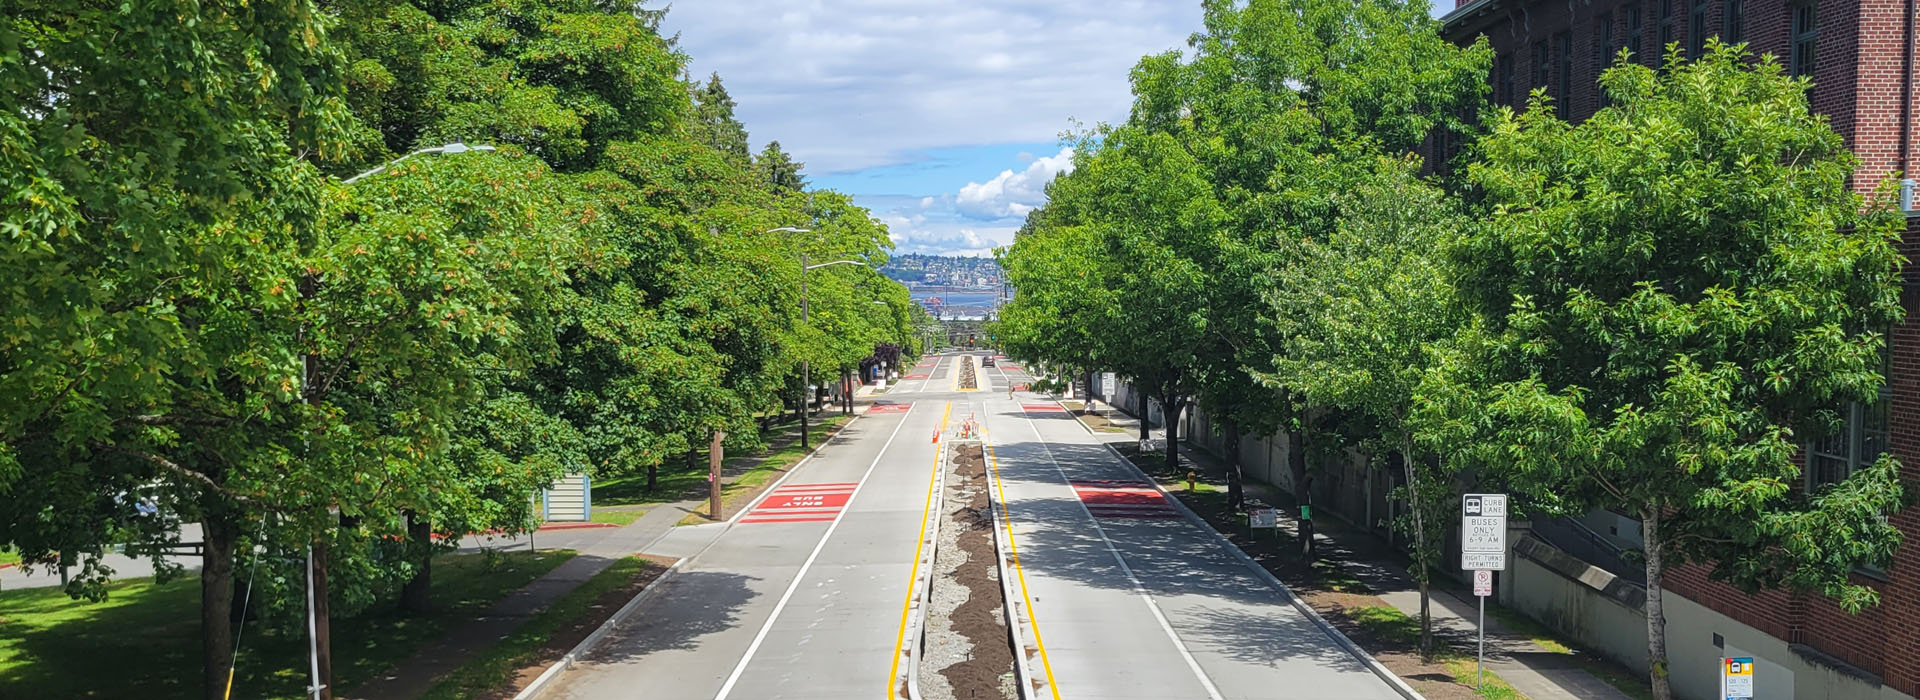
[[1595, 14, 1615, 107], [1557, 32, 1574, 110], [1534, 40, 1550, 93], [1657, 0, 1675, 67], [1498, 52, 1515, 107], [1807, 399, 1887, 487], [1724, 0, 1745, 45], [1688, 0, 1710, 58], [1791, 2, 1819, 77], [1625, 3, 1644, 62], [1806, 384, 1891, 577]]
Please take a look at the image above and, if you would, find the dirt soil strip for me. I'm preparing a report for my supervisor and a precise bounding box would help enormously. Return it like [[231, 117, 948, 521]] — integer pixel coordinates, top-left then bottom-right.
[[920, 443, 1017, 700]]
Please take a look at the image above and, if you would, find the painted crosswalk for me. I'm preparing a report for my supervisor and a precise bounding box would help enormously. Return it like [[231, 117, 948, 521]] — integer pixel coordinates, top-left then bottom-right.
[[1071, 479, 1181, 518], [739, 482, 858, 524]]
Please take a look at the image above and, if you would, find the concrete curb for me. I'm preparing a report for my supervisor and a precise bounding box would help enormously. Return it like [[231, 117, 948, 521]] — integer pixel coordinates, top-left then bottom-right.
[[511, 557, 688, 700], [1061, 399, 1428, 700], [899, 437, 949, 700], [982, 441, 1043, 700]]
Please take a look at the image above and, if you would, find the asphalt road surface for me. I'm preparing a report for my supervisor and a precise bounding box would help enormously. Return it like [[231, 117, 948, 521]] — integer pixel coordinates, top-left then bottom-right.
[[543, 353, 1407, 700]]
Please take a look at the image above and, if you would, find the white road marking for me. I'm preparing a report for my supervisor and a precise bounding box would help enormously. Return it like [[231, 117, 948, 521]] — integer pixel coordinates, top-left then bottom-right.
[[916, 354, 947, 394], [1010, 392, 1228, 700], [711, 402, 918, 700]]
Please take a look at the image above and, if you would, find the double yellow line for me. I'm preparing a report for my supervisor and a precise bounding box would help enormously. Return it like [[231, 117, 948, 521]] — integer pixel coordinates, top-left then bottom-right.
[[888, 401, 952, 697]]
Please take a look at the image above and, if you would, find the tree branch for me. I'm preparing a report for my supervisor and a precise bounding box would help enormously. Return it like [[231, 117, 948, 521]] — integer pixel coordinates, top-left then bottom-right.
[[92, 442, 267, 508], [315, 310, 405, 401]]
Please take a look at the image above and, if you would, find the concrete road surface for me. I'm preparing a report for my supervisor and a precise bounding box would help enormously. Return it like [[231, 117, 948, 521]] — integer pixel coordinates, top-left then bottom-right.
[[542, 353, 1410, 700]]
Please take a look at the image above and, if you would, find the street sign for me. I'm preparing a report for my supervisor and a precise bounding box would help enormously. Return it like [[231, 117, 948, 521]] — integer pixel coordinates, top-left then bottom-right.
[[1461, 493, 1508, 571], [1723, 657, 1755, 699], [1473, 569, 1493, 597], [1250, 508, 1277, 529]]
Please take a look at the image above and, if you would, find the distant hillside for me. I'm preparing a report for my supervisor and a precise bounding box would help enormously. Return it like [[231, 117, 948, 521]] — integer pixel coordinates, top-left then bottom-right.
[[880, 253, 1003, 287]]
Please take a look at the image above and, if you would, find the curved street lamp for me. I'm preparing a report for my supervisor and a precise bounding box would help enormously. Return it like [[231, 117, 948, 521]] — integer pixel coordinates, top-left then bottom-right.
[[343, 142, 498, 184]]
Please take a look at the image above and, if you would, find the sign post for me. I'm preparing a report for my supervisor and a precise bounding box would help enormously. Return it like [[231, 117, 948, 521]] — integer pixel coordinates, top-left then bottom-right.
[[1461, 493, 1508, 690], [1723, 657, 1755, 700], [1250, 507, 1277, 541]]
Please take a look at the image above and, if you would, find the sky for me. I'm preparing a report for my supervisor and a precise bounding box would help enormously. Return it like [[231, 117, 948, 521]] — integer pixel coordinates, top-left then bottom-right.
[[650, 2, 1456, 257]]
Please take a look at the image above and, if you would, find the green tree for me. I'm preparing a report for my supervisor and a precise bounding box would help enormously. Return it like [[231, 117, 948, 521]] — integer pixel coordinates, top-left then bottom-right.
[[1461, 44, 1908, 700], [1262, 157, 1471, 656], [693, 72, 752, 160], [0, 1, 350, 695], [758, 140, 809, 194]]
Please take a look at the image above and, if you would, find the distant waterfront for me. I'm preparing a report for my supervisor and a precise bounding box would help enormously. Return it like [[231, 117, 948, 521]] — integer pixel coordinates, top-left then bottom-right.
[[910, 289, 999, 319]]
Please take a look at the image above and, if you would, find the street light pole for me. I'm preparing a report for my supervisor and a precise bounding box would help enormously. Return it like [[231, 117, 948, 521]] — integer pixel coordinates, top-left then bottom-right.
[[306, 142, 496, 700], [795, 252, 867, 449], [800, 251, 810, 450]]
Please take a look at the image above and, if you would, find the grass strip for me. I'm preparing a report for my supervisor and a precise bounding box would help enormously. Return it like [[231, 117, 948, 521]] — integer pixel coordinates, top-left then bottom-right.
[[1348, 605, 1528, 699], [420, 556, 663, 699], [587, 508, 645, 526]]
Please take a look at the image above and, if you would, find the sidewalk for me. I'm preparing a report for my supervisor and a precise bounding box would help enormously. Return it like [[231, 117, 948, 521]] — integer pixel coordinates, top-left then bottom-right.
[[352, 412, 858, 699], [1082, 397, 1638, 700]]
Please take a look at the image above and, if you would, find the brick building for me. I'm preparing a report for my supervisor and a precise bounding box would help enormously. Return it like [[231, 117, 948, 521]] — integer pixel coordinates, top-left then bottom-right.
[[1440, 2, 1920, 699]]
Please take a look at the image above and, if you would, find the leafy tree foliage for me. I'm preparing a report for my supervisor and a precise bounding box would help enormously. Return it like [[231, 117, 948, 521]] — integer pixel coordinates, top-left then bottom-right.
[[1460, 43, 1907, 699]]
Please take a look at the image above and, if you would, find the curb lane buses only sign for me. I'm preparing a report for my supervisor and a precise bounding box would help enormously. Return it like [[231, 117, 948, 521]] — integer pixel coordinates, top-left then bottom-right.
[[1461, 493, 1507, 571]]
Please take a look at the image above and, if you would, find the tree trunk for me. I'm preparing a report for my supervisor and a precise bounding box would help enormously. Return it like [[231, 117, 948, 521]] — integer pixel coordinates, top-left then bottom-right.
[[1138, 390, 1151, 443], [1645, 507, 1673, 700], [1162, 396, 1182, 472], [1401, 443, 1432, 659], [314, 538, 334, 700], [1225, 422, 1244, 512], [201, 515, 237, 700], [400, 511, 432, 615]]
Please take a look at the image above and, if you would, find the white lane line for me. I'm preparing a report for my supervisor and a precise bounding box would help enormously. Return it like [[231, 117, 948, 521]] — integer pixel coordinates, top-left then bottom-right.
[[712, 402, 918, 700], [1011, 394, 1228, 700], [917, 354, 947, 394]]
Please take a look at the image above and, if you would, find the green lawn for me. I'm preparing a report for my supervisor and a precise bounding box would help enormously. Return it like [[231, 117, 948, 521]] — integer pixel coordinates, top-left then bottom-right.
[[1347, 605, 1526, 700], [587, 508, 646, 526], [421, 556, 664, 699], [0, 549, 573, 699], [0, 547, 19, 566]]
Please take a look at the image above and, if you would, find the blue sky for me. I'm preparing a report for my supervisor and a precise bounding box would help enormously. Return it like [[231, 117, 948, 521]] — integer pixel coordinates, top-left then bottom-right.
[[651, 2, 1455, 256]]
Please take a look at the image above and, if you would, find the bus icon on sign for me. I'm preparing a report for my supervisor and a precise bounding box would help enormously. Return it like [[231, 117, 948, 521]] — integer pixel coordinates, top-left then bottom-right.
[[1465, 496, 1482, 516]]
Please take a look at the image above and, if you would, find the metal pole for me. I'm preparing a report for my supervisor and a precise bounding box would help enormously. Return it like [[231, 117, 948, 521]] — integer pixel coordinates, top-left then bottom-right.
[[709, 429, 726, 519], [1477, 593, 1485, 690], [800, 253, 810, 450], [306, 545, 321, 700]]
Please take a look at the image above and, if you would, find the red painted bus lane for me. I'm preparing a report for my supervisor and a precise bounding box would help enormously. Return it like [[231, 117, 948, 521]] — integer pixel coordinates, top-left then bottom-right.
[[739, 482, 858, 524]]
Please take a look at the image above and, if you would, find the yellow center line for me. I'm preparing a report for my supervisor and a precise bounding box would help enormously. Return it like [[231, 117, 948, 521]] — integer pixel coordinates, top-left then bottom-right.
[[888, 400, 952, 698], [981, 411, 1063, 700]]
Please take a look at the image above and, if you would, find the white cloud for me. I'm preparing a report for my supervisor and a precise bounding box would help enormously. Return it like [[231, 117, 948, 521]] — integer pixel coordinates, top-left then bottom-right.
[[955, 147, 1074, 220], [650, 1, 1197, 174]]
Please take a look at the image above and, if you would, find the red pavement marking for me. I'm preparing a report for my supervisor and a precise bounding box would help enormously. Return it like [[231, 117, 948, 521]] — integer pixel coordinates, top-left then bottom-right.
[[1022, 404, 1066, 412], [869, 403, 911, 413], [741, 482, 858, 524], [903, 374, 929, 379], [1072, 480, 1180, 518], [1002, 364, 1023, 371]]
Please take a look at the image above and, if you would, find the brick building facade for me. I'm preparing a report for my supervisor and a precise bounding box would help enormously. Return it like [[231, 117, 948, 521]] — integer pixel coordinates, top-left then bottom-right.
[[1441, 1, 1920, 698]]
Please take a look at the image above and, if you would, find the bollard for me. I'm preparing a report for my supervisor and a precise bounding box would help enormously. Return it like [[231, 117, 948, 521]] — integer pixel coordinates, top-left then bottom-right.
[[1187, 470, 1197, 492]]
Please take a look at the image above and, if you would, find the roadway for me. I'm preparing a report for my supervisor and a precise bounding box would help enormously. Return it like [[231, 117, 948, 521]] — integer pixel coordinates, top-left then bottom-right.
[[543, 352, 1408, 700]]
